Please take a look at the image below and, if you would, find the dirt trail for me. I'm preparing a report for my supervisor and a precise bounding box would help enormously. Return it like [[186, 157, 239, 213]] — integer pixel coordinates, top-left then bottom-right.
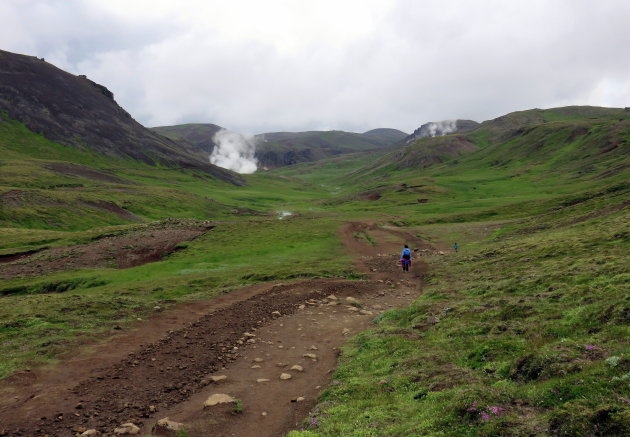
[[0, 222, 430, 436]]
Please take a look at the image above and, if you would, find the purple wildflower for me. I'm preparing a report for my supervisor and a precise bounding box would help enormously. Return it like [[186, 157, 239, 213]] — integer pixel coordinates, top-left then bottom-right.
[[481, 412, 491, 421], [310, 417, 319, 427], [584, 345, 597, 350], [488, 406, 506, 416]]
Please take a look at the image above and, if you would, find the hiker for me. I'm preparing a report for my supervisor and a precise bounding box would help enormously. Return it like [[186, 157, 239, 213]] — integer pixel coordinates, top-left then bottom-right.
[[401, 244, 412, 272], [453, 242, 459, 252]]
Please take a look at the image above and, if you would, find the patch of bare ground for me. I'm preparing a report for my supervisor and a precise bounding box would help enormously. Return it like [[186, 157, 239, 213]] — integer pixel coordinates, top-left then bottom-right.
[[0, 219, 214, 279], [44, 163, 132, 184], [0, 222, 430, 437]]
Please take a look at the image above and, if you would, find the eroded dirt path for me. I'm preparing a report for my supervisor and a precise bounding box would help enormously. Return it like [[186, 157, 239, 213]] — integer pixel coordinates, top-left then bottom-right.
[[0, 222, 431, 436]]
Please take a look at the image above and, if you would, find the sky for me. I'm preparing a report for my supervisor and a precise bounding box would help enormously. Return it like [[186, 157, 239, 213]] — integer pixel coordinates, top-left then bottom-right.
[[2, 0, 630, 135]]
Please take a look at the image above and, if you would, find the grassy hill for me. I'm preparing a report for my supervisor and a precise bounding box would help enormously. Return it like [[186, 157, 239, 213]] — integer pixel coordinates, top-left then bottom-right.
[[256, 129, 407, 168], [271, 106, 630, 437]]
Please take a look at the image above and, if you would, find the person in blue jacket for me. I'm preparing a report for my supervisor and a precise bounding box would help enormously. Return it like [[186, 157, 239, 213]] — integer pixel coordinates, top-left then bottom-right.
[[401, 244, 412, 272]]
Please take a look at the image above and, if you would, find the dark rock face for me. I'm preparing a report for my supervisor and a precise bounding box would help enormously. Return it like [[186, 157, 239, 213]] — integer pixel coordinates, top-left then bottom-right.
[[0, 49, 243, 184], [403, 119, 479, 144], [151, 123, 223, 155]]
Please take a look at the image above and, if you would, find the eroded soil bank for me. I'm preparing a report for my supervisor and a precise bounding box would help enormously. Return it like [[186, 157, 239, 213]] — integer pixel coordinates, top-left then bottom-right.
[[0, 219, 213, 280]]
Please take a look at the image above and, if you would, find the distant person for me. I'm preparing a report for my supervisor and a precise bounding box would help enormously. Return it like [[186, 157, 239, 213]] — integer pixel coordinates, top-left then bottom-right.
[[401, 244, 412, 272], [453, 242, 459, 253]]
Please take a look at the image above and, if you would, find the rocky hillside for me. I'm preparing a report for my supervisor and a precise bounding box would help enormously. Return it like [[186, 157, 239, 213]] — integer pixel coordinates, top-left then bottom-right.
[[255, 128, 407, 168], [151, 123, 222, 154], [401, 119, 479, 144], [0, 49, 241, 184]]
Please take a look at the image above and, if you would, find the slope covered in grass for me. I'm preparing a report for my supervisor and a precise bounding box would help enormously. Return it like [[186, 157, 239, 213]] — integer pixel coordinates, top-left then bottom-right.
[[289, 183, 629, 437]]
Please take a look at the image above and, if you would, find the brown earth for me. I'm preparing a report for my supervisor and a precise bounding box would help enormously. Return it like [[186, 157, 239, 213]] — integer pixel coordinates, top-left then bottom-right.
[[0, 222, 430, 436], [0, 220, 214, 279]]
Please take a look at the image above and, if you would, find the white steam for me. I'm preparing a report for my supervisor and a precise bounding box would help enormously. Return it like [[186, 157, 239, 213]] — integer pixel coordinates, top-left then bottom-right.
[[209, 129, 258, 174], [425, 120, 457, 137]]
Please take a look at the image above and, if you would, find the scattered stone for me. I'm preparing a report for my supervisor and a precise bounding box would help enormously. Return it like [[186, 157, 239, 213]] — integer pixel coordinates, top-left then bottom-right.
[[257, 378, 271, 383], [251, 364, 262, 369], [113, 423, 140, 435], [253, 358, 264, 363], [347, 306, 359, 312], [298, 304, 306, 310], [296, 396, 305, 402], [345, 296, 360, 305], [153, 417, 185, 435], [276, 362, 288, 367], [210, 375, 227, 383], [149, 405, 158, 413], [303, 353, 318, 360], [378, 379, 388, 384], [243, 332, 256, 337], [271, 311, 281, 317], [261, 411, 268, 417], [327, 294, 338, 300], [342, 328, 351, 335], [204, 394, 236, 407], [310, 345, 319, 350], [80, 431, 100, 437], [373, 304, 383, 310], [359, 309, 374, 316], [280, 373, 292, 380], [290, 365, 304, 372]]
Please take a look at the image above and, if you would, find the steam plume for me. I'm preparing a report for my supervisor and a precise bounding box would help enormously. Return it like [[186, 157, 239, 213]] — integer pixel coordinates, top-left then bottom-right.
[[209, 129, 258, 174], [425, 120, 457, 137]]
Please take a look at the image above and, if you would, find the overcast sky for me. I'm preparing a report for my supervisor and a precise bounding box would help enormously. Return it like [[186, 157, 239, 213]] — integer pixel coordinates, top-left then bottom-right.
[[2, 0, 630, 134]]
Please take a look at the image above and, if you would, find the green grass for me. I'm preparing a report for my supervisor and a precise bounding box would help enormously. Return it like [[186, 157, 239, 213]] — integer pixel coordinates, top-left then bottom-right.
[[288, 186, 630, 437], [0, 216, 354, 377], [1, 106, 629, 435]]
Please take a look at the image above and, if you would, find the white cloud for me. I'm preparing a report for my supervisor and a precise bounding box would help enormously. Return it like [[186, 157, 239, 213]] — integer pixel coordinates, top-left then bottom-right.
[[2, 0, 630, 133]]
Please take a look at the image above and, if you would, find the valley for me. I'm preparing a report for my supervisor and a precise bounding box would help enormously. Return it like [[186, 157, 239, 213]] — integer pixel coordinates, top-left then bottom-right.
[[0, 49, 628, 436]]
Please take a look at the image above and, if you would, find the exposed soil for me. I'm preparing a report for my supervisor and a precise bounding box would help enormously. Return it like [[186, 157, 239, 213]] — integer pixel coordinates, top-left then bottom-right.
[[44, 163, 131, 184], [0, 222, 431, 436], [0, 220, 214, 279]]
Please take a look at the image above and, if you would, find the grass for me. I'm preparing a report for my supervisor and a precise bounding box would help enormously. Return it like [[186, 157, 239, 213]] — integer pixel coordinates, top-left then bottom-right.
[[1, 106, 629, 435], [288, 185, 630, 437], [0, 215, 354, 377]]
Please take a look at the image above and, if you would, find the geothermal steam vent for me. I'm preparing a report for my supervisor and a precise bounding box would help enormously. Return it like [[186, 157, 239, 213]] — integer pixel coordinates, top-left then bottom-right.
[[210, 129, 258, 173]]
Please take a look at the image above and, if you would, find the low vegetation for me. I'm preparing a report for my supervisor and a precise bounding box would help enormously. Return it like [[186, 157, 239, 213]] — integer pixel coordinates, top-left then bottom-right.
[[1, 106, 628, 435]]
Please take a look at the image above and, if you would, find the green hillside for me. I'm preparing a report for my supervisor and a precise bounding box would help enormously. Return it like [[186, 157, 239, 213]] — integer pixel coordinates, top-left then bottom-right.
[[1, 105, 628, 436]]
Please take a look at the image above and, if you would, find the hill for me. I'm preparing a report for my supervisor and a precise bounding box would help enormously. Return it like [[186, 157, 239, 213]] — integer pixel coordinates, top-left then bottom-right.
[[401, 119, 480, 144], [151, 123, 223, 155], [255, 128, 407, 168], [151, 123, 407, 169], [0, 49, 239, 183], [348, 106, 630, 184]]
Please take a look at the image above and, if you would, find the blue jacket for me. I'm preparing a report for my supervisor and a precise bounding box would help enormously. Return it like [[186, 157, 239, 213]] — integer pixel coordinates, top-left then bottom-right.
[[401, 248, 412, 260]]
